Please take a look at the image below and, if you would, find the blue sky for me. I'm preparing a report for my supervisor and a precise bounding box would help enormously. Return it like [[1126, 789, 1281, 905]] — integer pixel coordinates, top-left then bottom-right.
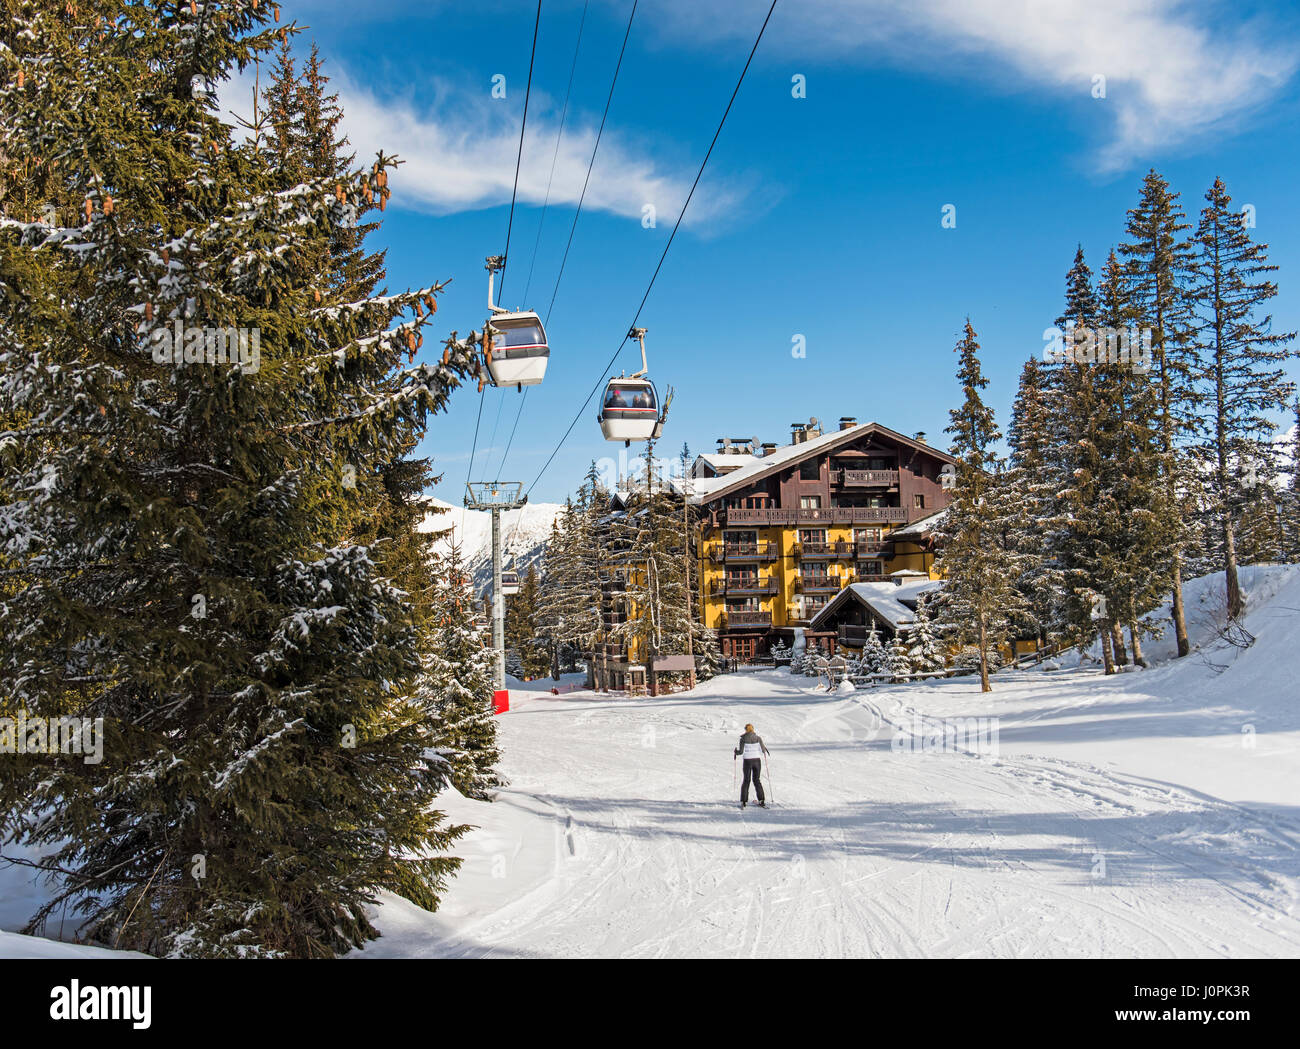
[[233, 0, 1300, 504]]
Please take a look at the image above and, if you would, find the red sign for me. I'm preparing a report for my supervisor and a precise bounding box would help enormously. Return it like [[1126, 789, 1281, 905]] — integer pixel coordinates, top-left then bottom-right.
[[492, 690, 509, 715]]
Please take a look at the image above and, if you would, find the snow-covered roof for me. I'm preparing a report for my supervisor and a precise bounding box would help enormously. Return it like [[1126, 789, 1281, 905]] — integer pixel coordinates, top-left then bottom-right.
[[687, 422, 955, 506], [888, 507, 949, 541], [809, 578, 943, 633], [695, 452, 761, 475]]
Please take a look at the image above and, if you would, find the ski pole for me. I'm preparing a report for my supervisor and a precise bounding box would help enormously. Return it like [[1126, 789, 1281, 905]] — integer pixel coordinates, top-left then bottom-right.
[[766, 755, 774, 805]]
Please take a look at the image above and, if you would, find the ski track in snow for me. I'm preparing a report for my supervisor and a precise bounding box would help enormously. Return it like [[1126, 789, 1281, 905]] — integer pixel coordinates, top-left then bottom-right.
[[6, 572, 1298, 959], [356, 566, 1300, 959]]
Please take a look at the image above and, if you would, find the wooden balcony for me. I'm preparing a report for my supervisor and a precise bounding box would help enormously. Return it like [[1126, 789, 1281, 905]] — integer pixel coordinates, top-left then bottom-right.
[[708, 542, 779, 564], [798, 576, 843, 594], [796, 540, 854, 559], [848, 573, 887, 584], [711, 578, 778, 598], [722, 507, 909, 526], [725, 610, 772, 628], [837, 624, 874, 644], [833, 469, 900, 487]]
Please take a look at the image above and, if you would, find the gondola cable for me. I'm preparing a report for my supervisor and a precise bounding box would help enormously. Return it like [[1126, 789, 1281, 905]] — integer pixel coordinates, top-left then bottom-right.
[[525, 0, 779, 498], [498, 0, 544, 303], [522, 0, 590, 307], [497, 0, 631, 479], [496, 0, 591, 480], [544, 0, 639, 326], [464, 0, 542, 512]]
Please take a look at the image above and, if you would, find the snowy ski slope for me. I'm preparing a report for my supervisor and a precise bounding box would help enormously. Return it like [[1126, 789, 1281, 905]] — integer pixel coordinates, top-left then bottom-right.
[[357, 566, 1300, 959]]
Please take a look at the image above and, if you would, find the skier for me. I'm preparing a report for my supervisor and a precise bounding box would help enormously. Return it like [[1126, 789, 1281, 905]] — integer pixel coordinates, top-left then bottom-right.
[[734, 723, 770, 808]]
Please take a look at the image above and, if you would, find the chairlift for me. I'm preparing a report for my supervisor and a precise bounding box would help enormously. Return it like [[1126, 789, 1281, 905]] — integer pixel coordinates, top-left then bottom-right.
[[482, 255, 549, 390], [599, 327, 671, 445]]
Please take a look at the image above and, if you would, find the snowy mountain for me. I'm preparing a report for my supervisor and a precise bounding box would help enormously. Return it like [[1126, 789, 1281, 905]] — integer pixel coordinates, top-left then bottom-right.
[[418, 497, 565, 593]]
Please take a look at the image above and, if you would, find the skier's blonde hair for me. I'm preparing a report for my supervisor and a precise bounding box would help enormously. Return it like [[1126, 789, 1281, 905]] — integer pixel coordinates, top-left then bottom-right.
[[744, 723, 754, 732]]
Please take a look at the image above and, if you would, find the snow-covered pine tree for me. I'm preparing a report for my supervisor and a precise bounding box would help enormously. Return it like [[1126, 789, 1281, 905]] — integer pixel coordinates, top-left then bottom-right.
[[536, 464, 608, 685], [887, 632, 911, 682], [906, 595, 946, 675], [0, 2, 479, 957], [1094, 249, 1177, 666], [504, 563, 547, 678], [859, 628, 889, 678], [1288, 400, 1300, 561], [1188, 177, 1297, 619], [605, 446, 703, 692], [420, 544, 503, 800], [934, 320, 1029, 691], [1007, 355, 1068, 646], [1119, 170, 1200, 657]]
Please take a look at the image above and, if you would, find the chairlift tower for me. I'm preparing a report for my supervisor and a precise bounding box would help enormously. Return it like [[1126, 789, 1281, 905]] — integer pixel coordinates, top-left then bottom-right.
[[465, 481, 528, 694]]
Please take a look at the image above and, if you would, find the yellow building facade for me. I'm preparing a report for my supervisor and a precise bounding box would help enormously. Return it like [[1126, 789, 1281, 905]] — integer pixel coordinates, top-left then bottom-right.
[[689, 421, 957, 661]]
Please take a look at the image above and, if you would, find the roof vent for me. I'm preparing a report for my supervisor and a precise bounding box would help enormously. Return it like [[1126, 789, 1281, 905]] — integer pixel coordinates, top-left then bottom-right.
[[914, 431, 927, 444]]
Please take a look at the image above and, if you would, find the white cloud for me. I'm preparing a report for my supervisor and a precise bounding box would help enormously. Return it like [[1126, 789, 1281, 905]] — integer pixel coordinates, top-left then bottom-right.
[[219, 64, 753, 227], [651, 0, 1298, 170]]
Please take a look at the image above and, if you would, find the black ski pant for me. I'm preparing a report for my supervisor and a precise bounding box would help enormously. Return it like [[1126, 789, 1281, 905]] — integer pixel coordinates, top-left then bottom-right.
[[741, 758, 765, 804]]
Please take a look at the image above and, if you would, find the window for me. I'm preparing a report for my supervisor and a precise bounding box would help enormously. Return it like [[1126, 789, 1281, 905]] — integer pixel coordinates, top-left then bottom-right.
[[913, 493, 925, 509], [799, 459, 820, 481], [800, 495, 822, 509], [856, 560, 883, 579], [855, 527, 883, 544], [726, 598, 761, 612], [726, 568, 759, 587], [725, 530, 758, 551]]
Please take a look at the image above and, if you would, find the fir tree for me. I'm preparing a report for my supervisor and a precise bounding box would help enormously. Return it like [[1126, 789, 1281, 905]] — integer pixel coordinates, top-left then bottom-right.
[[1119, 170, 1200, 657], [886, 632, 911, 682], [859, 628, 889, 678], [0, 2, 479, 957], [906, 596, 946, 675], [420, 545, 503, 800], [1007, 354, 1068, 646], [934, 321, 1029, 691], [1187, 177, 1297, 618]]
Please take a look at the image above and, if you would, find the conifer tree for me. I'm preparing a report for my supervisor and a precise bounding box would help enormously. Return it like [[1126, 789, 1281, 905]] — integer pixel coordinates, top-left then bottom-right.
[[906, 595, 946, 675], [886, 632, 911, 682], [0, 2, 479, 957], [1188, 177, 1297, 618], [1119, 170, 1200, 656], [934, 321, 1028, 691], [1007, 355, 1068, 645], [419, 545, 503, 800], [859, 628, 889, 678]]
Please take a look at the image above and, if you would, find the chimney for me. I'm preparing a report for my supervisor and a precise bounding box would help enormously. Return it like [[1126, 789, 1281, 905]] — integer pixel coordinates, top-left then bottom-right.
[[762, 442, 777, 457], [913, 431, 927, 444], [790, 423, 805, 444], [839, 416, 857, 431]]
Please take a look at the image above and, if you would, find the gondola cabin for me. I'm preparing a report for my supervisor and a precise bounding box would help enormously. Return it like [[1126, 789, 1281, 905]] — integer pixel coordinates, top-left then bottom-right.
[[599, 378, 661, 444], [500, 570, 520, 596], [486, 312, 549, 388]]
